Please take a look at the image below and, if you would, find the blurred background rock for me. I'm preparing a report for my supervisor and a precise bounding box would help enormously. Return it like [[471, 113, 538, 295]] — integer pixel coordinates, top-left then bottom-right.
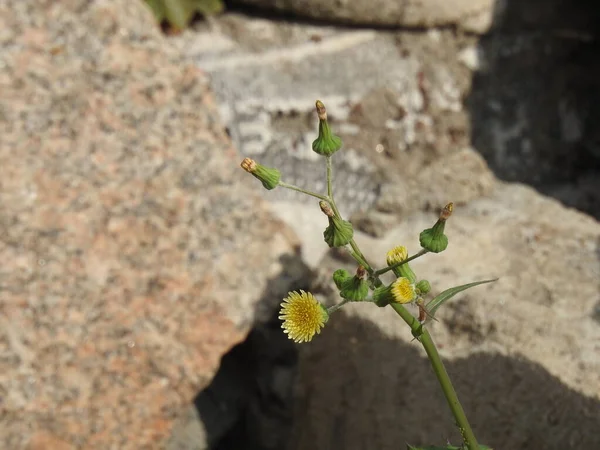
[[1, 0, 599, 449]]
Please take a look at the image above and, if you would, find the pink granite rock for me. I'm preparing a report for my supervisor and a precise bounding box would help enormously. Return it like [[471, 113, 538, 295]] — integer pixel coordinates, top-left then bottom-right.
[[0, 1, 299, 448]]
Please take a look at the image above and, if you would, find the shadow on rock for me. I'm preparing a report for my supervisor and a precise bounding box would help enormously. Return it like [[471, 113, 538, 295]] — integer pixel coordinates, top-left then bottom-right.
[[289, 310, 600, 450], [466, 0, 600, 218], [194, 252, 311, 450]]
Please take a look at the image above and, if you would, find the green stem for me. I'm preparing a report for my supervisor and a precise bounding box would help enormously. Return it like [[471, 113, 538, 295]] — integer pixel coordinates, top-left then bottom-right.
[[327, 298, 350, 314], [324, 156, 373, 274], [278, 181, 329, 201], [374, 249, 429, 277], [348, 239, 373, 274], [347, 247, 370, 271], [390, 304, 479, 450], [326, 156, 333, 199]]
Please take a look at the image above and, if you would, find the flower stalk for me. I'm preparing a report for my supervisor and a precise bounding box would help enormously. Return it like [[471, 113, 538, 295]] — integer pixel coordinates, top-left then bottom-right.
[[244, 100, 491, 450], [390, 302, 479, 450]]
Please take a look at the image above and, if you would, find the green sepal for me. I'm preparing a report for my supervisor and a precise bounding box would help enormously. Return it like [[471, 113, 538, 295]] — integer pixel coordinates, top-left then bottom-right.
[[332, 269, 351, 290], [323, 216, 354, 248], [396, 262, 417, 283], [339, 276, 369, 301], [373, 284, 393, 307], [312, 119, 342, 156], [415, 279, 431, 295], [419, 220, 448, 253], [252, 164, 281, 190], [319, 303, 330, 324], [423, 278, 498, 324]]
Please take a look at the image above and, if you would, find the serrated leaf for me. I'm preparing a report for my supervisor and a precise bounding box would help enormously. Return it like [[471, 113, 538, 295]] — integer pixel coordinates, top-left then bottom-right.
[[424, 279, 498, 324]]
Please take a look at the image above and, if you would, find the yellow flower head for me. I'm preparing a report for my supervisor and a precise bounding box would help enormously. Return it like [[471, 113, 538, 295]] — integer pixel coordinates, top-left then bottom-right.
[[391, 277, 416, 304], [386, 245, 408, 266], [279, 290, 329, 343]]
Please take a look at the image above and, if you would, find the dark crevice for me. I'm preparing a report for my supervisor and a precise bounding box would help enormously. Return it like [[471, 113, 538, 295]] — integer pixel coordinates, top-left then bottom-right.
[[196, 311, 299, 450], [194, 253, 311, 450], [467, 0, 600, 219]]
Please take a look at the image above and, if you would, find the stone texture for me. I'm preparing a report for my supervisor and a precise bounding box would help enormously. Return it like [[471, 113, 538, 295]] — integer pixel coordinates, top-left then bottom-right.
[[291, 181, 600, 450], [467, 0, 600, 212], [230, 0, 495, 33], [175, 13, 477, 226], [165, 5, 600, 449], [177, 8, 600, 224], [0, 1, 301, 448]]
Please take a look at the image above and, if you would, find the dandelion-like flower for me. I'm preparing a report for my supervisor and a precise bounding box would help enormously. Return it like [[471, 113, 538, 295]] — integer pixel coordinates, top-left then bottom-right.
[[391, 277, 416, 304], [279, 290, 329, 343], [386, 245, 408, 266], [386, 245, 417, 282]]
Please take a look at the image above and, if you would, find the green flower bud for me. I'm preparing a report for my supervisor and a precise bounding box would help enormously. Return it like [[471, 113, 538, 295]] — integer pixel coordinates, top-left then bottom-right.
[[312, 100, 342, 156], [419, 203, 453, 253], [373, 278, 417, 307], [339, 273, 368, 302], [415, 279, 431, 295], [333, 269, 351, 290], [320, 201, 354, 248], [386, 245, 417, 282], [240, 157, 281, 190], [373, 284, 393, 307]]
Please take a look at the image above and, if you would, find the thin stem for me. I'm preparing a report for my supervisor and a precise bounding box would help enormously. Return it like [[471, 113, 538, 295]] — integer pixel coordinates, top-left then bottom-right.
[[278, 181, 329, 202], [326, 156, 333, 199], [348, 239, 373, 274], [324, 156, 373, 274], [390, 304, 479, 450], [347, 247, 371, 272], [374, 249, 429, 277], [327, 298, 350, 314]]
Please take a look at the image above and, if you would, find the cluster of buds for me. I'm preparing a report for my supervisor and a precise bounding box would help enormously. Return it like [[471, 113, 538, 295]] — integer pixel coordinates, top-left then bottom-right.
[[241, 101, 473, 343]]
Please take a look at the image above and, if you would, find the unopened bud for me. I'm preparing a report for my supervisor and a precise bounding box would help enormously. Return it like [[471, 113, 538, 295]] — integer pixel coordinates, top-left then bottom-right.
[[415, 280, 431, 295], [419, 203, 453, 253], [319, 200, 335, 217], [240, 157, 281, 190], [333, 269, 351, 290], [323, 215, 354, 248], [386, 245, 417, 282], [312, 100, 342, 156]]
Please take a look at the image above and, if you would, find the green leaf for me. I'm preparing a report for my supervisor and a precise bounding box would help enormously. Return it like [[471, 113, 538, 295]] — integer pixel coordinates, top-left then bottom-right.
[[424, 279, 498, 324], [144, 0, 223, 29]]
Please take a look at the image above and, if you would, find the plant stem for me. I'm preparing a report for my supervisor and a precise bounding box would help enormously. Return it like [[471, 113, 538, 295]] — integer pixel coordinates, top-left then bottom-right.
[[374, 249, 429, 277], [390, 303, 479, 450], [326, 156, 333, 199], [278, 181, 329, 201], [327, 298, 350, 314], [324, 156, 373, 274]]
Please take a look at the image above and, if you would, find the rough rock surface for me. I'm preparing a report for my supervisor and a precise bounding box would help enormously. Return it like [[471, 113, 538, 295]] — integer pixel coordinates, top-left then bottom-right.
[[176, 9, 600, 220], [175, 13, 477, 222], [469, 0, 600, 201], [292, 180, 600, 450], [168, 10, 600, 448], [229, 0, 496, 33], [0, 1, 301, 449]]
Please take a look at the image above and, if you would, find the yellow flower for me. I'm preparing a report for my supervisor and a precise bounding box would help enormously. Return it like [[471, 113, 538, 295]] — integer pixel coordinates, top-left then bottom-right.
[[279, 290, 329, 343], [386, 245, 408, 266], [391, 277, 416, 304], [386, 245, 417, 282]]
